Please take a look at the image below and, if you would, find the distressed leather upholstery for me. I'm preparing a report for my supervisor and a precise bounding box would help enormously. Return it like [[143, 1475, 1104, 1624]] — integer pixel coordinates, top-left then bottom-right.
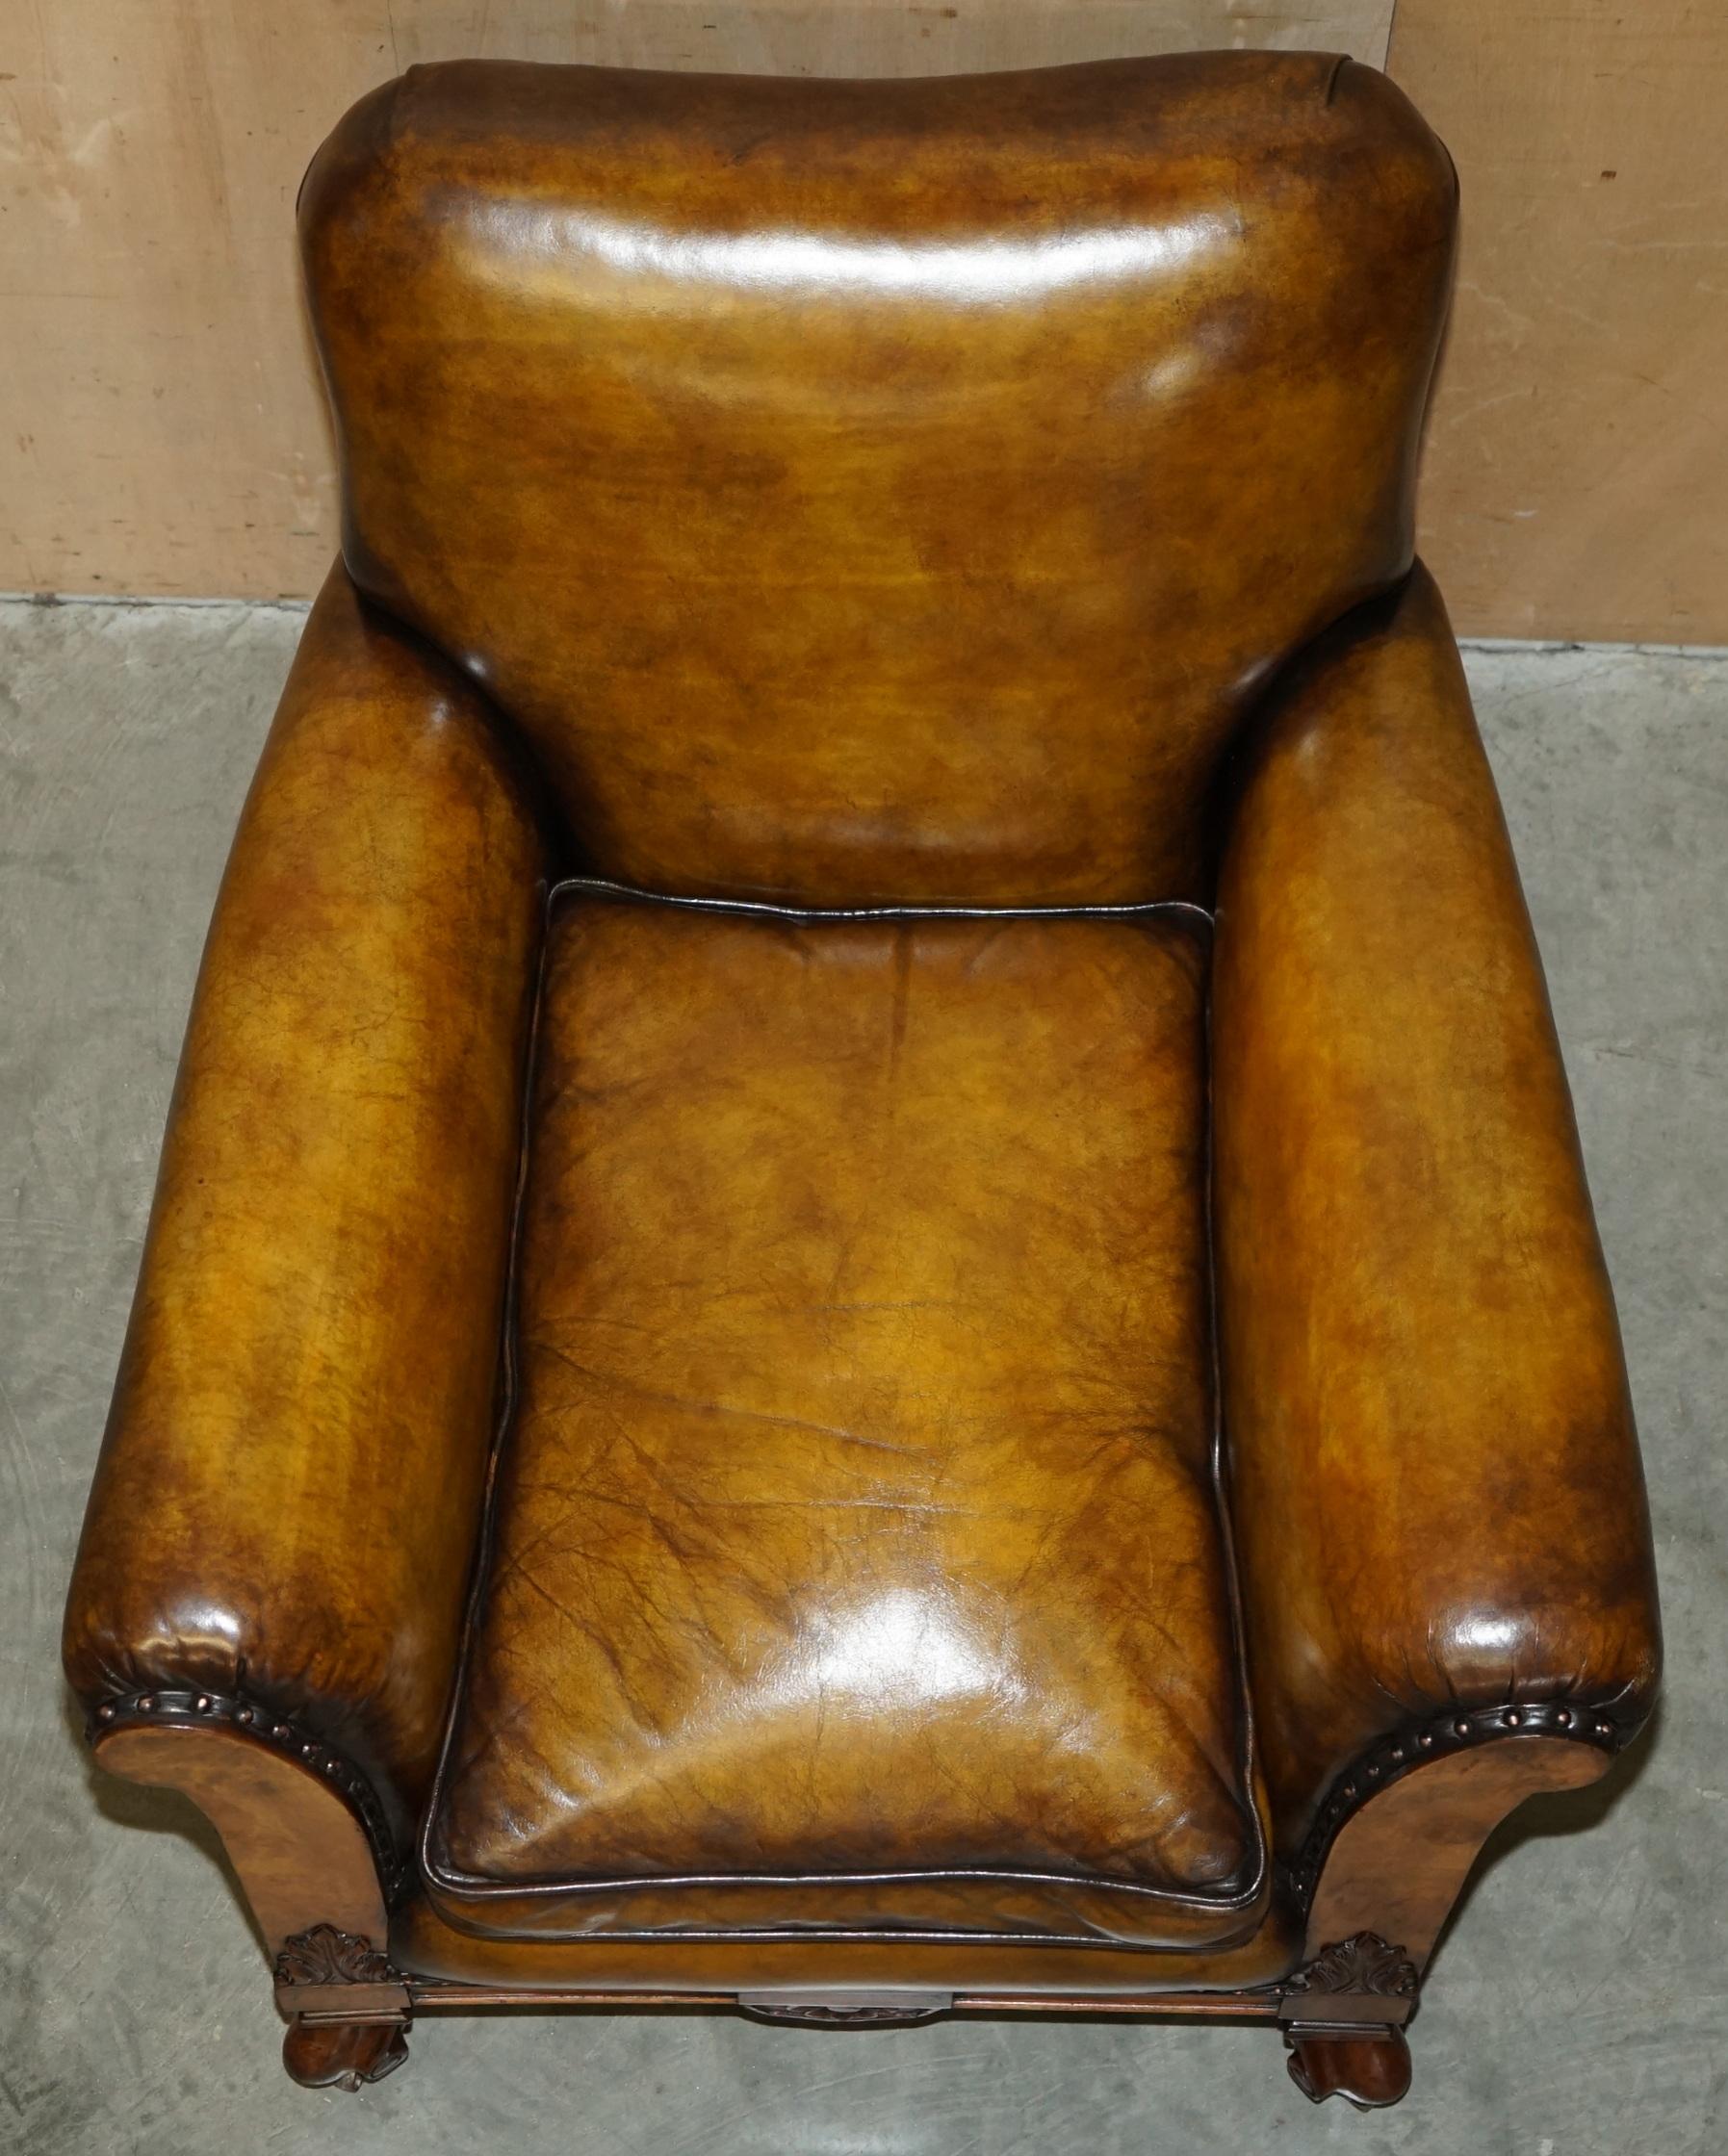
[[1213, 565, 1662, 1856], [64, 49, 1659, 2010], [426, 896, 1264, 1947], [63, 573, 547, 1837], [299, 53, 1457, 906]]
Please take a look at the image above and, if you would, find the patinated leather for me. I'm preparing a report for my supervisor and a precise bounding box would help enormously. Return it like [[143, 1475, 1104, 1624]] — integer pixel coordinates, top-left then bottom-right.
[[1212, 564, 1662, 1856], [395, 1886, 1302, 1995], [64, 51, 1661, 2004], [299, 53, 1454, 907], [426, 896, 1265, 1948], [62, 567, 547, 1828]]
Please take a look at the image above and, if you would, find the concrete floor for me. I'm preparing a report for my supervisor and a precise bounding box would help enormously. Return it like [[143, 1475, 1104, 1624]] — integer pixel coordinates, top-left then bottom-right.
[[2, 596, 1723, 2155]]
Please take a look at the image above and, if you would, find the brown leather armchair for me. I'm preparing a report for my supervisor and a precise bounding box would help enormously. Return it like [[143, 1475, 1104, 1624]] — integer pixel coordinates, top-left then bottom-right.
[[63, 53, 1661, 2111]]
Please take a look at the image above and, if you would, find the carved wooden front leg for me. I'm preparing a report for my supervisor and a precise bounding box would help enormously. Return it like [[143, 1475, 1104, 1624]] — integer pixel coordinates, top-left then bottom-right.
[[91, 1704, 410, 2088], [1283, 2022, 1412, 2109], [272, 1922, 413, 2090], [282, 2015, 411, 2092], [1278, 1717, 1615, 2107], [1278, 1933, 1417, 2110]]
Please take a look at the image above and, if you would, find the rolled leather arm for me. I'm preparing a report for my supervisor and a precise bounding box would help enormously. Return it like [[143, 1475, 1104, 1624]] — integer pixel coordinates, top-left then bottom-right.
[[1212, 563, 1661, 1862], [63, 565, 548, 1855]]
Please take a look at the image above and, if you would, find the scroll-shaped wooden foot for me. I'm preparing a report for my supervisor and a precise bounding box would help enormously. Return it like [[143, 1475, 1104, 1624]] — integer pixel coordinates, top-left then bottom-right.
[[282, 2015, 410, 2091], [1284, 2023, 1411, 2110]]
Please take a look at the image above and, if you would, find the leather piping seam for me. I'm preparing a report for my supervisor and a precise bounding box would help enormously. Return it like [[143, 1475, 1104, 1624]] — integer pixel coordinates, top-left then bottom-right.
[[1285, 1698, 1635, 1909], [420, 878, 1273, 1942], [418, 871, 559, 1902], [542, 875, 1216, 929], [413, 1911, 1276, 1956], [87, 1686, 406, 1901], [1199, 957, 1273, 1920]]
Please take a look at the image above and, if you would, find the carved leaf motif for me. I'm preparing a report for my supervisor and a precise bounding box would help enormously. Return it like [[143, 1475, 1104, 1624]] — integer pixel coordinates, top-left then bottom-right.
[[274, 1923, 399, 1989], [1287, 1933, 1418, 2000]]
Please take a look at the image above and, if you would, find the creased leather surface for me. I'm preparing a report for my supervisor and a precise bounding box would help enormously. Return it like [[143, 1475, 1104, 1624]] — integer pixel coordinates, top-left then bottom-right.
[[1212, 564, 1662, 1857], [300, 52, 1454, 907], [426, 899, 1265, 1947], [62, 566, 547, 1827]]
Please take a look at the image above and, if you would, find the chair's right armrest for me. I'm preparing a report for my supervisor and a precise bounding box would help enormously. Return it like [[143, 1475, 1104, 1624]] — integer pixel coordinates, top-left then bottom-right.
[[63, 565, 549, 1866], [1211, 565, 1661, 1885]]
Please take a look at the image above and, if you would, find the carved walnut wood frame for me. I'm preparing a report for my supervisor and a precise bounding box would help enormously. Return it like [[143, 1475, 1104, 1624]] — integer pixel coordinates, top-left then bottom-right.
[[88, 1685, 1623, 2106]]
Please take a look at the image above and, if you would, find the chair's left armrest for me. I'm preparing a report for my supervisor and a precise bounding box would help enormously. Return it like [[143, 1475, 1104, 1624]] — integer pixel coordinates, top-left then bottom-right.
[[1211, 564, 1661, 1881], [63, 565, 548, 1864]]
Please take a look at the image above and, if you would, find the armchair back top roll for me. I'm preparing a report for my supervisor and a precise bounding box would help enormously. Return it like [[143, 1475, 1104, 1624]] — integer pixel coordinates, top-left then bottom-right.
[[299, 53, 1456, 908]]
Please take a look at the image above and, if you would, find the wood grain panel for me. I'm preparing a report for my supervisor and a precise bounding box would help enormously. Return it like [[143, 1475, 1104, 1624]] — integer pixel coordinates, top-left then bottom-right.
[[1389, 0, 1728, 642], [1, 3, 1391, 601]]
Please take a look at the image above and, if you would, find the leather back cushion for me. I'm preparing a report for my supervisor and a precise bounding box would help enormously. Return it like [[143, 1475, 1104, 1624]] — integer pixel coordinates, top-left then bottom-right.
[[300, 54, 1455, 905]]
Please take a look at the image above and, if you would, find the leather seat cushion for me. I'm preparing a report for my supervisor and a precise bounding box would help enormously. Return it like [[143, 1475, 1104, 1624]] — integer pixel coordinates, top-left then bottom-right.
[[424, 892, 1266, 1948]]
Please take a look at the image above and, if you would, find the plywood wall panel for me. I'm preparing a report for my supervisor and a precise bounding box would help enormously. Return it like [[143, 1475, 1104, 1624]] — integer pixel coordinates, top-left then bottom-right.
[[2, 2, 1392, 600], [1388, 1, 1728, 643]]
